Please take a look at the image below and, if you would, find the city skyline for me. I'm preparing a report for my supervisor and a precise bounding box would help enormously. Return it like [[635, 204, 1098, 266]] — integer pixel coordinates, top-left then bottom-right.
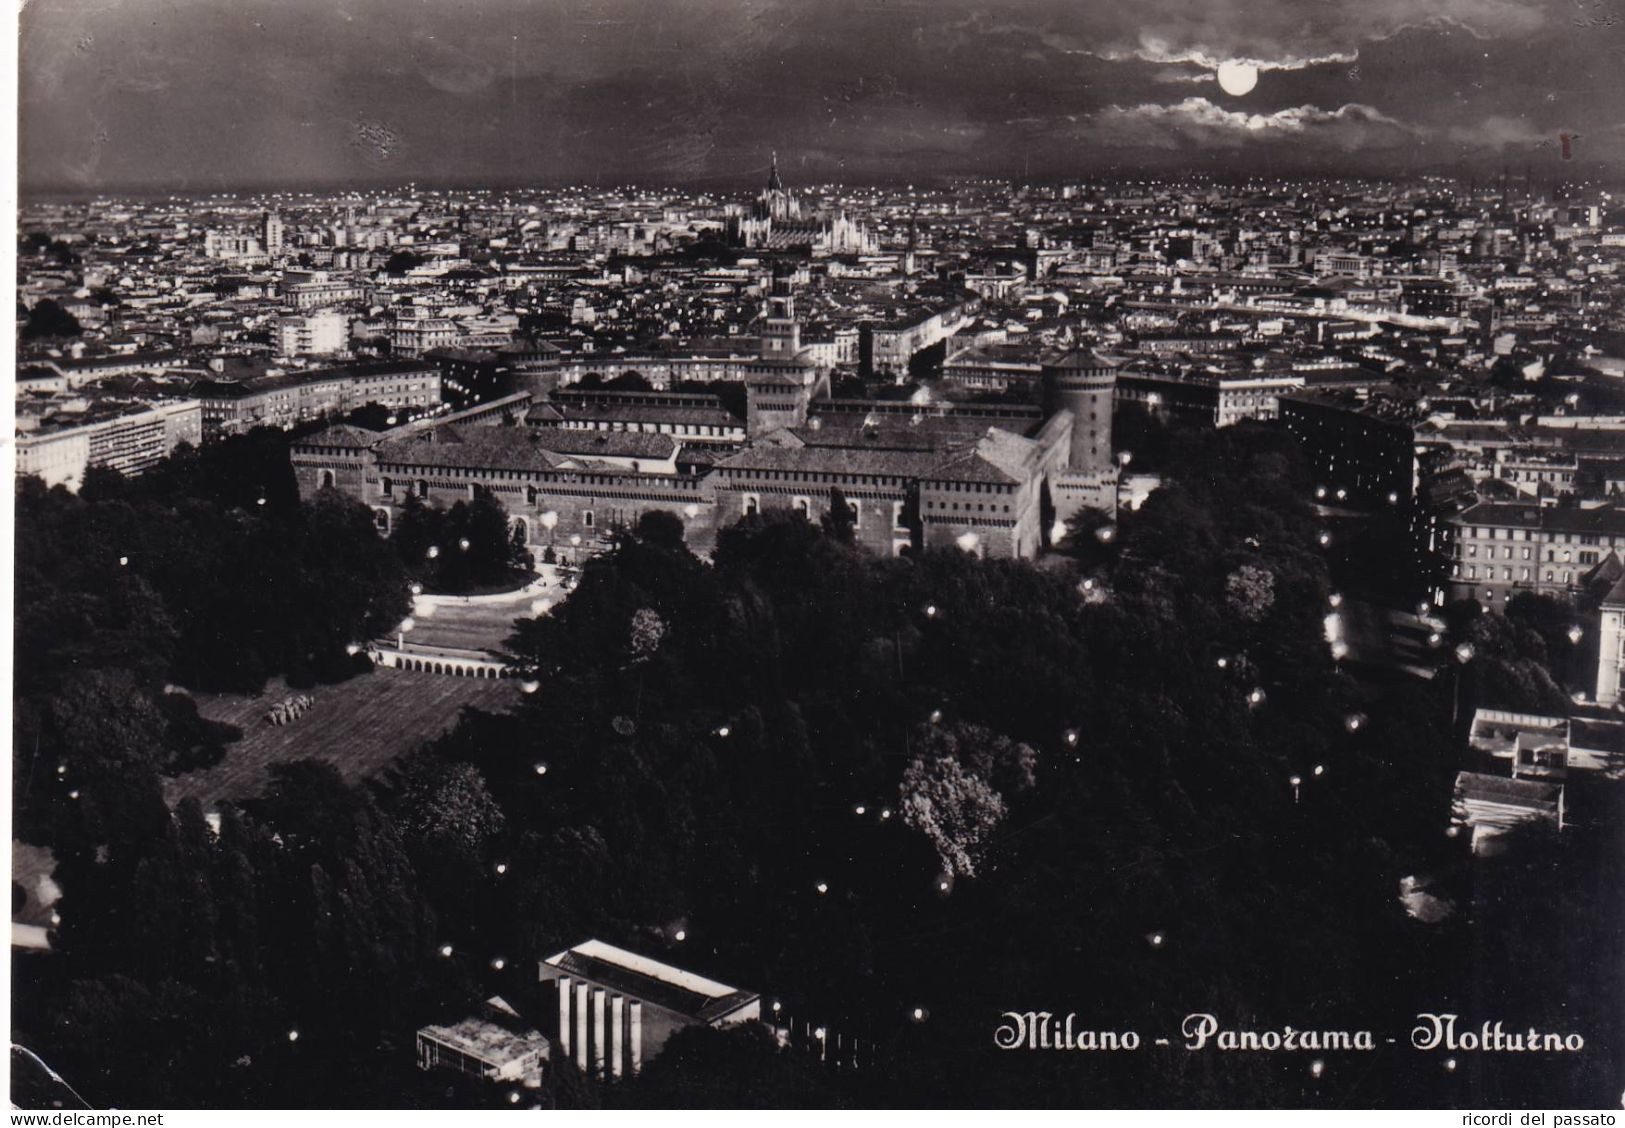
[[19, 0, 1625, 194]]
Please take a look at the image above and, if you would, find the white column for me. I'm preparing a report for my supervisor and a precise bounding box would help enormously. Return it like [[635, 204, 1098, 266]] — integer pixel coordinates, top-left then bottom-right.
[[592, 988, 607, 1077], [574, 983, 589, 1072], [610, 996, 625, 1079], [557, 975, 572, 1058], [629, 1001, 643, 1075]]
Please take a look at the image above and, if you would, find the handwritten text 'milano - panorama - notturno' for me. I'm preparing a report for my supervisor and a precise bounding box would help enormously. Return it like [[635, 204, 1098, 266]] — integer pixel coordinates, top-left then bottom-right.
[[992, 1012, 1587, 1053]]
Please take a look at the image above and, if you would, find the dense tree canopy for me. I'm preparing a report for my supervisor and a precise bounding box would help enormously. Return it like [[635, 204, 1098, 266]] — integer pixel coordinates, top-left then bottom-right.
[[13, 420, 1616, 1109], [13, 436, 412, 841]]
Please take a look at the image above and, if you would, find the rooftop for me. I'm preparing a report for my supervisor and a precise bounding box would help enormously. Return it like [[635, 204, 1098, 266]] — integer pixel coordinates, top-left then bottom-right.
[[1453, 770, 1563, 812], [543, 939, 758, 1024], [417, 996, 549, 1068]]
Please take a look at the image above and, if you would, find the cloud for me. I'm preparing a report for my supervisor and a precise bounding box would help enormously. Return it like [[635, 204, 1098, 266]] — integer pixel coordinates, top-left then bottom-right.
[[1084, 97, 1415, 150], [1152, 67, 1215, 85], [1099, 38, 1356, 73], [1447, 115, 1563, 151], [950, 0, 1560, 72]]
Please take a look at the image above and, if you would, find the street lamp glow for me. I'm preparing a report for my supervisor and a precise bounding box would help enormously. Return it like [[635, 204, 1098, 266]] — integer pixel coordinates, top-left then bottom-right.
[[426, 545, 440, 559], [815, 882, 829, 895], [1147, 931, 1165, 948], [854, 805, 866, 816], [929, 709, 943, 724], [1309, 1059, 1325, 1079], [924, 604, 938, 618], [1567, 625, 1584, 644], [533, 761, 549, 776], [288, 1030, 299, 1043], [1454, 642, 1475, 664], [1248, 687, 1266, 706], [491, 957, 506, 970], [1317, 531, 1332, 547], [438, 943, 454, 957], [716, 725, 731, 737], [673, 930, 686, 942], [1328, 592, 1343, 609], [458, 538, 470, 551], [495, 862, 507, 875]]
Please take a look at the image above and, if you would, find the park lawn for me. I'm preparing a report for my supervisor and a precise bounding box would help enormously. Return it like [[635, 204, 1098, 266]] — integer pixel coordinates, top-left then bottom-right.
[[168, 667, 518, 810]]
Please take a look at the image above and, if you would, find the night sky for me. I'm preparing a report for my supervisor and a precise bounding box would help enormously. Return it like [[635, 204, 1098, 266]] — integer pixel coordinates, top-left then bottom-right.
[[19, 0, 1625, 193]]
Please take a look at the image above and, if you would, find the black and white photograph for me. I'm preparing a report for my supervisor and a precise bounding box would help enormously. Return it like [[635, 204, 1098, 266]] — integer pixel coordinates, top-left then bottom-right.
[[7, 0, 1625, 1112]]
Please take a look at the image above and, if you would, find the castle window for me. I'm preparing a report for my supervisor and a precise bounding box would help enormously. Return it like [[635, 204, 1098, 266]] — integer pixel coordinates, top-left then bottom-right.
[[381, 477, 393, 497]]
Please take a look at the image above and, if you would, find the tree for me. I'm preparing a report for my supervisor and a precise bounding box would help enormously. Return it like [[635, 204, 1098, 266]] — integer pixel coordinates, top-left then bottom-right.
[[384, 250, 424, 275], [395, 758, 506, 859], [22, 299, 82, 340], [899, 753, 1006, 878], [628, 1024, 836, 1108], [1224, 563, 1276, 623], [605, 370, 653, 391], [820, 486, 857, 544], [634, 510, 686, 551], [627, 608, 668, 662]]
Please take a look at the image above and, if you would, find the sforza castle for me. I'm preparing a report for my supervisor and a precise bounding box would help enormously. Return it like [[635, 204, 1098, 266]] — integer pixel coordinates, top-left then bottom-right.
[[291, 281, 1120, 565]]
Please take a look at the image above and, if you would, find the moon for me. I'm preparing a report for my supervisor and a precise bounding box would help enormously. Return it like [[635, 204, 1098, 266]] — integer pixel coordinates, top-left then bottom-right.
[[1216, 60, 1259, 97]]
